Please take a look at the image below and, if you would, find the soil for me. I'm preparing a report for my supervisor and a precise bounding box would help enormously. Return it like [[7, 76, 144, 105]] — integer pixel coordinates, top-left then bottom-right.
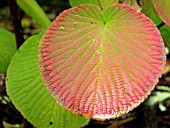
[[0, 0, 170, 128]]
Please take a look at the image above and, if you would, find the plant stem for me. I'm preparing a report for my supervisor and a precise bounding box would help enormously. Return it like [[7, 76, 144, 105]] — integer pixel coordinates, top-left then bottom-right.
[[7, 1, 34, 127], [8, 0, 24, 49], [157, 22, 165, 29]]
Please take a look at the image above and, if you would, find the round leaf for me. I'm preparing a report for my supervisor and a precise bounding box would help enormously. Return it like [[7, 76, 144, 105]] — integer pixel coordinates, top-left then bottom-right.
[[153, 0, 170, 27], [6, 32, 88, 128], [39, 4, 166, 120]]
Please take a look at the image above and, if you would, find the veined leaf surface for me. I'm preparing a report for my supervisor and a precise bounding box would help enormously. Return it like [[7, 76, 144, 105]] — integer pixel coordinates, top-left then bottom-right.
[[0, 28, 16, 73], [153, 0, 170, 27], [39, 4, 166, 120], [6, 32, 88, 128]]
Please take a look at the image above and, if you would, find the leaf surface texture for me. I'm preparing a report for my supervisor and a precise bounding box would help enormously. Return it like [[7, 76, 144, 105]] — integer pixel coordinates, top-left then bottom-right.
[[6, 32, 88, 128], [39, 4, 166, 120], [0, 28, 16, 73]]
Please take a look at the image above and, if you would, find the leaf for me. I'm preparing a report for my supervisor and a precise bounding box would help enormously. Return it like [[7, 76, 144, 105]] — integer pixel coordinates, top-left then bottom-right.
[[147, 91, 170, 106], [6, 32, 88, 128], [156, 85, 170, 92], [153, 0, 170, 27], [39, 4, 166, 120], [0, 28, 16, 73], [98, 0, 118, 9], [141, 0, 162, 26], [17, 0, 51, 28], [69, 0, 100, 8], [159, 24, 170, 49], [69, 0, 141, 10]]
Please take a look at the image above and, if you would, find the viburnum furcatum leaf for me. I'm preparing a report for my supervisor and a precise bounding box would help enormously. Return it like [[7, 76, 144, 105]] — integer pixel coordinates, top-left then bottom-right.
[[0, 28, 16, 73], [69, 0, 142, 10], [153, 0, 170, 27], [69, 0, 99, 8], [39, 4, 166, 120], [159, 24, 170, 49], [6, 32, 88, 128]]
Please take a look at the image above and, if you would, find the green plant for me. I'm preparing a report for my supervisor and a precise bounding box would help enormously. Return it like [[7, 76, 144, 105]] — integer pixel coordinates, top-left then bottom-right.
[[0, 0, 170, 127], [16, 0, 51, 28]]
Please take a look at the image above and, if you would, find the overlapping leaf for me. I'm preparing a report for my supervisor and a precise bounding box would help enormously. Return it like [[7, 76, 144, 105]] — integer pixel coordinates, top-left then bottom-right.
[[159, 25, 170, 49], [6, 32, 88, 128], [123, 0, 142, 11], [153, 0, 170, 27], [141, 0, 162, 26], [39, 4, 166, 120], [69, 0, 99, 8], [69, 0, 141, 10], [0, 28, 16, 73]]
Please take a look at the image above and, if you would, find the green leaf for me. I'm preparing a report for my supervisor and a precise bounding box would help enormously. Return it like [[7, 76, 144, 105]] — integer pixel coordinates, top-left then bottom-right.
[[124, 0, 142, 11], [69, 0, 99, 7], [0, 28, 16, 73], [39, 4, 166, 120], [147, 91, 170, 106], [156, 85, 170, 92], [6, 32, 88, 128], [141, 0, 162, 26], [159, 24, 170, 49], [69, 0, 119, 9], [69, 0, 141, 10], [153, 0, 170, 27], [17, 0, 51, 28]]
